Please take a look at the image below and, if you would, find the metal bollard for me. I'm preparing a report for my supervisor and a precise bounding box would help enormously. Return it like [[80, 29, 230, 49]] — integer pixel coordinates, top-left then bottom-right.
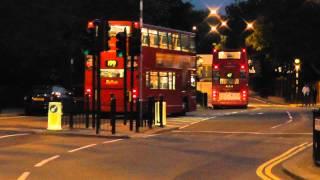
[[85, 95, 90, 128], [148, 96, 154, 129], [136, 99, 140, 132], [159, 95, 164, 128], [69, 113, 74, 129], [111, 94, 116, 134]]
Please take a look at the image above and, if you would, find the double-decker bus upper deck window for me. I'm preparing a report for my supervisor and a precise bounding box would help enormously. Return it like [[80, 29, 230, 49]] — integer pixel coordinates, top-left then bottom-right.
[[190, 36, 196, 53], [181, 34, 190, 52], [167, 33, 173, 49], [149, 29, 159, 48], [159, 31, 168, 49], [142, 28, 149, 46], [172, 33, 181, 51]]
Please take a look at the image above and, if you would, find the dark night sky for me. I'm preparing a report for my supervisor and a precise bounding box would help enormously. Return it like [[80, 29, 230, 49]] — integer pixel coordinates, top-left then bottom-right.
[[186, 0, 235, 13]]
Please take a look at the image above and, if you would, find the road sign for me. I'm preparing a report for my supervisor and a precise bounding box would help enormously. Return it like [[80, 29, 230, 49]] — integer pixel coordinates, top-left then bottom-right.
[[48, 102, 62, 130]]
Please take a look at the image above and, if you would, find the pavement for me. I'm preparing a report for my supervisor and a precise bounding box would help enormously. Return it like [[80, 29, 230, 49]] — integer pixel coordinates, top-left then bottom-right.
[[0, 114, 179, 139]]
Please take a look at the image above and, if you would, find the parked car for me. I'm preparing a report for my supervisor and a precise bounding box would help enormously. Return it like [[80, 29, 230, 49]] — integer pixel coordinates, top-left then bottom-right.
[[24, 85, 74, 115]]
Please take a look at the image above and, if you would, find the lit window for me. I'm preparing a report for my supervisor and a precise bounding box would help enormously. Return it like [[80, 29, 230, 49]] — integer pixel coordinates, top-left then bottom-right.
[[142, 28, 149, 46], [146, 71, 176, 90], [159, 31, 168, 49], [159, 72, 169, 89], [172, 33, 181, 51], [149, 29, 159, 48], [190, 36, 196, 53], [181, 34, 190, 52], [149, 72, 159, 89]]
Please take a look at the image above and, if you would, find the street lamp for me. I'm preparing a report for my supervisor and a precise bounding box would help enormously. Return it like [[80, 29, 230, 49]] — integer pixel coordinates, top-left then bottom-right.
[[246, 21, 254, 31], [209, 8, 220, 17], [192, 26, 197, 32]]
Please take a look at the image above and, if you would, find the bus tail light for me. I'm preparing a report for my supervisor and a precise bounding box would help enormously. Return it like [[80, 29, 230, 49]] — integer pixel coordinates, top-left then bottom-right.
[[85, 88, 92, 97], [213, 65, 219, 70], [241, 90, 247, 100], [213, 90, 218, 101], [132, 89, 138, 100], [240, 65, 245, 69]]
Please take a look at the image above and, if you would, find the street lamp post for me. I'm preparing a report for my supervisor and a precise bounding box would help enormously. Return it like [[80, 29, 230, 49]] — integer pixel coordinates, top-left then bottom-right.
[[294, 58, 301, 103], [137, 0, 143, 132]]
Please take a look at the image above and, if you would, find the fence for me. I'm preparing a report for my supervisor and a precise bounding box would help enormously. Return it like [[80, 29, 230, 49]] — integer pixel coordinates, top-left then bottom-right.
[[61, 95, 165, 134]]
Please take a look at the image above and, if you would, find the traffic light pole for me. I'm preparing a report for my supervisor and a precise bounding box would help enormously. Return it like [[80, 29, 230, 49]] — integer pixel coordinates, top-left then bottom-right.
[[123, 28, 128, 125], [139, 0, 144, 127], [129, 48, 134, 131]]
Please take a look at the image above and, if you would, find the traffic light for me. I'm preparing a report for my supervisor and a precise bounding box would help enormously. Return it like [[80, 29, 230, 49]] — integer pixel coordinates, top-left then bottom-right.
[[98, 20, 110, 51], [83, 20, 97, 55], [129, 25, 141, 56], [116, 32, 126, 57]]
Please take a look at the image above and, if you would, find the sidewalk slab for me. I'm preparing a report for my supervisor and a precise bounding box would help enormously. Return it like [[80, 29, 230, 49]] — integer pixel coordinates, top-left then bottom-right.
[[282, 147, 320, 180]]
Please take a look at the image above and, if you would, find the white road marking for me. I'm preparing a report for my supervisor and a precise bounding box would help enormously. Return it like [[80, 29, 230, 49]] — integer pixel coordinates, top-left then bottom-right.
[[178, 117, 213, 130], [17, 171, 30, 180], [257, 112, 264, 115], [34, 155, 60, 167], [68, 144, 97, 153], [143, 134, 160, 138], [271, 111, 293, 129], [102, 139, 123, 144], [0, 116, 27, 120], [0, 133, 29, 139], [173, 130, 312, 136], [251, 97, 269, 103]]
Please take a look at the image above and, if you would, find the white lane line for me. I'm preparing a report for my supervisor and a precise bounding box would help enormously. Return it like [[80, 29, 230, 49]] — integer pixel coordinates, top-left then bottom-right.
[[173, 130, 312, 136], [68, 144, 97, 153], [167, 122, 188, 125], [0, 116, 27, 120], [0, 133, 29, 139], [17, 171, 30, 180], [179, 117, 213, 130], [257, 112, 264, 115], [271, 111, 293, 129], [103, 139, 123, 144], [169, 120, 200, 123], [34, 155, 60, 167], [143, 134, 160, 138], [251, 97, 269, 103]]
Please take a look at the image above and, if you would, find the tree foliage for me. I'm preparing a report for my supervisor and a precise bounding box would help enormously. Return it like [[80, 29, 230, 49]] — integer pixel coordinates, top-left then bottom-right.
[[0, 0, 206, 106]]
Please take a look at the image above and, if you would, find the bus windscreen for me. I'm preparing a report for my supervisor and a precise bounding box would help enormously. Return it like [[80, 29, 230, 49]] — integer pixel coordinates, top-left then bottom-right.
[[218, 52, 241, 59]]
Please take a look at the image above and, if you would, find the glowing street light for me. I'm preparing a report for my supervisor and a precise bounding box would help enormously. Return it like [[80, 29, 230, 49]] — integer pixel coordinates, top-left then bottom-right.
[[210, 25, 218, 33], [246, 22, 254, 30], [209, 7, 220, 17], [192, 26, 197, 32], [221, 21, 228, 27]]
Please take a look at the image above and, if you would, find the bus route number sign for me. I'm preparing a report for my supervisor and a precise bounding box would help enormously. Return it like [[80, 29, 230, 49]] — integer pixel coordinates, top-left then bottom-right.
[[106, 60, 118, 68]]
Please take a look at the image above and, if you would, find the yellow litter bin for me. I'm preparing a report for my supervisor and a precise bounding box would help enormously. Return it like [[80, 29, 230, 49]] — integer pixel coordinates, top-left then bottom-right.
[[47, 102, 62, 130]]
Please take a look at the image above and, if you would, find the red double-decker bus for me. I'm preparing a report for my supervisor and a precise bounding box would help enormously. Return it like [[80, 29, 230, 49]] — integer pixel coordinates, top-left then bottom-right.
[[211, 49, 249, 108], [84, 21, 197, 114]]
